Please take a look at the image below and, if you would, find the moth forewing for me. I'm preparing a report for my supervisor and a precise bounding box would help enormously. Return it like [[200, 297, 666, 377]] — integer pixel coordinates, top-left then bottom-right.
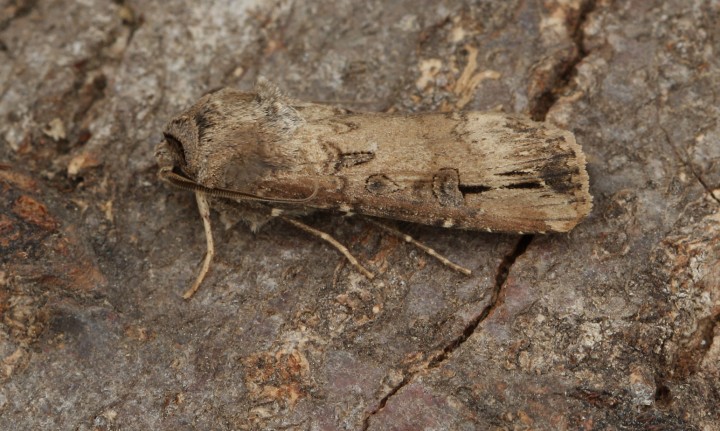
[[156, 79, 592, 297], [265, 110, 591, 234]]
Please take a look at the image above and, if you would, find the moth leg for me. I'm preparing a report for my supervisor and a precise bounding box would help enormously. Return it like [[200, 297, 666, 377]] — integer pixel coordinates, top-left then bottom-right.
[[183, 192, 215, 299], [278, 215, 375, 280], [365, 218, 472, 276]]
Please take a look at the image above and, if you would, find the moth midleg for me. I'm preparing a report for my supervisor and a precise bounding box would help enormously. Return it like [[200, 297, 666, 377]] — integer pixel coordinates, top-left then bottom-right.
[[277, 215, 375, 280], [364, 218, 473, 276], [182, 192, 215, 299]]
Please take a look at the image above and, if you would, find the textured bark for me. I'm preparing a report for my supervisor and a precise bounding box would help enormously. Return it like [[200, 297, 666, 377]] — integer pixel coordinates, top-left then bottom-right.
[[0, 0, 718, 429]]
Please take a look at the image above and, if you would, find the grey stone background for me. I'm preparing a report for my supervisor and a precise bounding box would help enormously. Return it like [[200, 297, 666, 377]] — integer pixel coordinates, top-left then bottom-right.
[[1, 0, 718, 429]]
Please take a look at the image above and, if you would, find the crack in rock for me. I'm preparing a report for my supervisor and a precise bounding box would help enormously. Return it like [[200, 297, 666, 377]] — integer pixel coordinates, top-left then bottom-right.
[[661, 126, 720, 206], [428, 235, 533, 368], [530, 0, 597, 121], [690, 168, 720, 205], [361, 235, 533, 430]]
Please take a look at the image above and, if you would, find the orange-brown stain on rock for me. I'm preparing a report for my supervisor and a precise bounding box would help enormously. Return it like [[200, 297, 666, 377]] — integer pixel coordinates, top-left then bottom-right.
[[12, 195, 58, 231]]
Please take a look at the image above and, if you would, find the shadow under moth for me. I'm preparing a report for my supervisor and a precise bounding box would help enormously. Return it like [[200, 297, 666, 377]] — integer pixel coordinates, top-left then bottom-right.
[[156, 78, 592, 298]]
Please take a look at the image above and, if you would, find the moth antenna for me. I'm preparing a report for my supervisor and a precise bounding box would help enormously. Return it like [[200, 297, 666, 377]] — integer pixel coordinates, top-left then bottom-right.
[[159, 169, 317, 203], [364, 218, 473, 276], [278, 215, 375, 280], [183, 192, 215, 299]]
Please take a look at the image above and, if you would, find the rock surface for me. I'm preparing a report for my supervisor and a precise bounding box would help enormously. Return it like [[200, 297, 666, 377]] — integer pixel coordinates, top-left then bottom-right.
[[0, 0, 718, 429]]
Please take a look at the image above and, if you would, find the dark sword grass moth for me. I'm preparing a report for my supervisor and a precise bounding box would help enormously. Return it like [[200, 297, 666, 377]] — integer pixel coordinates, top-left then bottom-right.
[[155, 78, 592, 298]]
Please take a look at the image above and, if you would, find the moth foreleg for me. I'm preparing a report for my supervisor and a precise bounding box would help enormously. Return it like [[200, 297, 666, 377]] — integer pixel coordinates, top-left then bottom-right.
[[278, 215, 375, 280], [183, 192, 215, 299], [365, 218, 473, 276]]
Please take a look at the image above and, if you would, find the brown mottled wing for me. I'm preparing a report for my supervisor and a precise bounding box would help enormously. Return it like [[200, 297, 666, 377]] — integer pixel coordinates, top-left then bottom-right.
[[261, 110, 592, 234]]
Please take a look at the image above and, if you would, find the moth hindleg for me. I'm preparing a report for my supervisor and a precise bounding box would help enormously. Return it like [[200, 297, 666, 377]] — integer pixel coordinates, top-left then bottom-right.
[[278, 215, 375, 280], [365, 218, 472, 276], [183, 192, 215, 299]]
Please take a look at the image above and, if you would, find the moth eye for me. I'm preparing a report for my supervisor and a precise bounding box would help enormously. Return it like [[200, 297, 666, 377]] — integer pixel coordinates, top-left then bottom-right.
[[163, 133, 187, 165]]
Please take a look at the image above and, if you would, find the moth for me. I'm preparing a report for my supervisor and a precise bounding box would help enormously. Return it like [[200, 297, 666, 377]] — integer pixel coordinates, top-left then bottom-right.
[[156, 78, 592, 298]]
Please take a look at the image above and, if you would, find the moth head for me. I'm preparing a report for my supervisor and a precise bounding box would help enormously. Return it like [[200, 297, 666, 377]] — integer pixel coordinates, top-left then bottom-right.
[[157, 111, 200, 174]]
